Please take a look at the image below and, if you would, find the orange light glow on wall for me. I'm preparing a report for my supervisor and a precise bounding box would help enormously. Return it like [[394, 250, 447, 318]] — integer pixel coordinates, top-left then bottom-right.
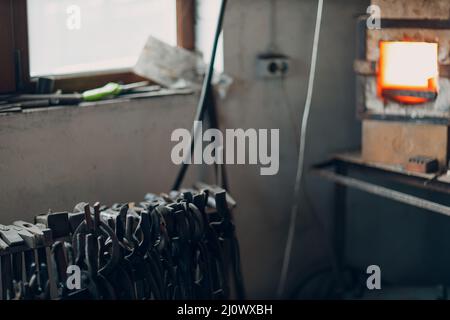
[[378, 41, 439, 104]]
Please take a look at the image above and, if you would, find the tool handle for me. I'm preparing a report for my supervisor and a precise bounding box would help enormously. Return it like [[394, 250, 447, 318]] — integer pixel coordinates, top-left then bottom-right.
[[82, 82, 121, 102]]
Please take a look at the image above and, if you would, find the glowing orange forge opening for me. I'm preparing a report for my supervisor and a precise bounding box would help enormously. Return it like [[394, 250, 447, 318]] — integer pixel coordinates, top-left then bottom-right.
[[378, 41, 439, 104]]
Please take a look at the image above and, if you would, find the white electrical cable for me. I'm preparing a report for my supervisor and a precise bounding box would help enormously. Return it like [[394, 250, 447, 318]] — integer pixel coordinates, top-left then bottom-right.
[[277, 0, 324, 298]]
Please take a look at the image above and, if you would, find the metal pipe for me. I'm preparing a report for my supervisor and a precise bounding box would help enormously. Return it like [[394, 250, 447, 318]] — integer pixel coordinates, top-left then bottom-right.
[[277, 0, 324, 299]]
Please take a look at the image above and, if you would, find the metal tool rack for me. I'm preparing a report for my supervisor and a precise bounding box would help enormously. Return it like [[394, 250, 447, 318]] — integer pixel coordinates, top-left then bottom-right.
[[313, 151, 450, 284]]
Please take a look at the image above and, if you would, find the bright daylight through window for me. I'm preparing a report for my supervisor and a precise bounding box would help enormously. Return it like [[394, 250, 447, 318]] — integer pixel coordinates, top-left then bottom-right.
[[27, 0, 176, 77]]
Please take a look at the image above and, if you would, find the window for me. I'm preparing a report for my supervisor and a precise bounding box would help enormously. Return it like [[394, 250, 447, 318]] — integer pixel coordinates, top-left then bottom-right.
[[0, 0, 195, 93], [28, 0, 177, 77]]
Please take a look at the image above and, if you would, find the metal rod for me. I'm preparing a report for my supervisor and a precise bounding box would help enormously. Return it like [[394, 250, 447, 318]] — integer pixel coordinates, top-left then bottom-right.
[[0, 256, 3, 300], [335, 160, 450, 196], [315, 168, 450, 217], [381, 18, 450, 29], [172, 0, 228, 191], [277, 0, 324, 299]]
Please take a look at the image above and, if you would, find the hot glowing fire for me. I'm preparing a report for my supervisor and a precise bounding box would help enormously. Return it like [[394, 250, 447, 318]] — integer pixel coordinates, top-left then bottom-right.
[[378, 41, 439, 104]]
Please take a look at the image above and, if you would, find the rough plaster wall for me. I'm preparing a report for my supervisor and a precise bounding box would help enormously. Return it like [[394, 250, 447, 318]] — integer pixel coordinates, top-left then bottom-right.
[[0, 95, 200, 223], [219, 0, 450, 298], [221, 0, 366, 298]]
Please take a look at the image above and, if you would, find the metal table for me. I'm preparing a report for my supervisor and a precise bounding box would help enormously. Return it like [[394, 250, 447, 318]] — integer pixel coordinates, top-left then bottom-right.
[[312, 151, 450, 287]]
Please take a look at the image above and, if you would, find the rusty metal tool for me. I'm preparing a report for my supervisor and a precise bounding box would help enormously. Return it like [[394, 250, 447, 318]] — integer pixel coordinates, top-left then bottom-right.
[[11, 221, 58, 299]]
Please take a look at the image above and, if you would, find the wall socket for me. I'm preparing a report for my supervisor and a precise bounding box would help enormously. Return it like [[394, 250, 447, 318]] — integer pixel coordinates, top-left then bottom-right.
[[256, 53, 290, 78]]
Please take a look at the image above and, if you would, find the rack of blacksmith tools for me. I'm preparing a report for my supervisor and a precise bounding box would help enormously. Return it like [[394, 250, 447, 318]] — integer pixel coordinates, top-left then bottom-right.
[[0, 221, 58, 300], [0, 184, 241, 300]]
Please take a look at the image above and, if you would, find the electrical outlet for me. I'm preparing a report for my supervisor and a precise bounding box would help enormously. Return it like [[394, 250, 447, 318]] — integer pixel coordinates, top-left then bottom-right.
[[256, 53, 290, 78]]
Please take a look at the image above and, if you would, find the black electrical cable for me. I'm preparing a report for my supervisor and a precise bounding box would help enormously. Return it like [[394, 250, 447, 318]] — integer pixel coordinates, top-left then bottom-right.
[[172, 0, 228, 191]]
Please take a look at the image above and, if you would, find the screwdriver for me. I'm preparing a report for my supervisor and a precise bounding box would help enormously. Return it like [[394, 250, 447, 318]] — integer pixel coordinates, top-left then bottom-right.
[[82, 81, 150, 101], [1, 81, 150, 105]]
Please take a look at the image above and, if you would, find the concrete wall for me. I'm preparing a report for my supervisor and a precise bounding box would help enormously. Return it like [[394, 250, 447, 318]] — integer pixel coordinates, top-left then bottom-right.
[[221, 0, 367, 298], [0, 94, 200, 222]]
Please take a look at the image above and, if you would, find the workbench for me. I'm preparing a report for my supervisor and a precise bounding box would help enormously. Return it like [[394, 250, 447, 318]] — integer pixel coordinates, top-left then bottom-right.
[[313, 152, 450, 286]]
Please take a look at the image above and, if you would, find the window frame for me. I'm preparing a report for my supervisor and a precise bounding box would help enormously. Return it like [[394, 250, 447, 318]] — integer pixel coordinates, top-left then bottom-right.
[[0, 0, 195, 94]]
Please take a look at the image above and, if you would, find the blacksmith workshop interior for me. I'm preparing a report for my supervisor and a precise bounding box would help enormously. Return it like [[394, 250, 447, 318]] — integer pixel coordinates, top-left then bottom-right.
[[2, 0, 450, 302]]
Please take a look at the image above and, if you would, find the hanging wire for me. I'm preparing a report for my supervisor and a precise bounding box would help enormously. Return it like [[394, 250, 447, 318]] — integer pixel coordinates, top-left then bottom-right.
[[268, 0, 278, 53], [276, 0, 324, 299]]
